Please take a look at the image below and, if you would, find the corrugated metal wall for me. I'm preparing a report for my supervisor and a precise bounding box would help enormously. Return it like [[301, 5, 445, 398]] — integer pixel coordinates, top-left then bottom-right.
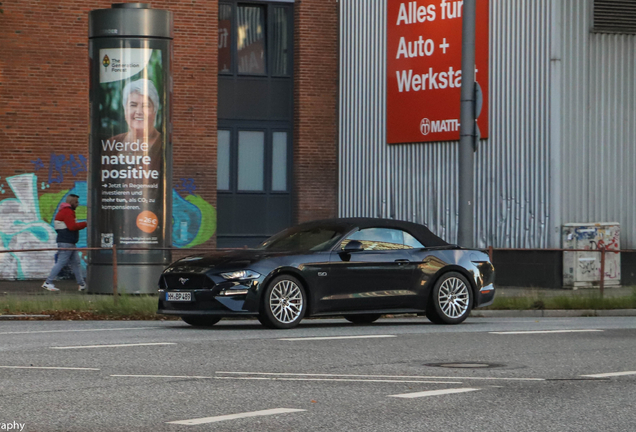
[[561, 0, 636, 248], [339, 0, 552, 248]]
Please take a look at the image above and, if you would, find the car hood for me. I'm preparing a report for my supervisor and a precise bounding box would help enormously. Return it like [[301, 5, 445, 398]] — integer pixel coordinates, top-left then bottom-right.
[[167, 249, 296, 272]]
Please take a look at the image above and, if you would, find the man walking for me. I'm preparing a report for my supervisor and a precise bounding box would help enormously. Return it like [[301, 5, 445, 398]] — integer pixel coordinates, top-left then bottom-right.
[[42, 194, 88, 292]]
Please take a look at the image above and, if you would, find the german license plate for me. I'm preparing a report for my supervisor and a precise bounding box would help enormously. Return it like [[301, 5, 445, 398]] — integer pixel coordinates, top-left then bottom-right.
[[166, 291, 192, 302]]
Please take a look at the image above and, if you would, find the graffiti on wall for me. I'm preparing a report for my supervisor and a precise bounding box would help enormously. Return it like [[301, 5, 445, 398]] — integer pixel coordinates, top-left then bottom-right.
[[0, 169, 216, 280]]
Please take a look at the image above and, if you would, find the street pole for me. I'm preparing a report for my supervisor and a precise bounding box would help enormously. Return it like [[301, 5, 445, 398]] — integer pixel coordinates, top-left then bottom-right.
[[458, 0, 476, 248]]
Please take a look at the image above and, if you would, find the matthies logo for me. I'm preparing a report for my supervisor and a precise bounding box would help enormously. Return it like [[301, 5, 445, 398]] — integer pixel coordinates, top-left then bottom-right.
[[420, 118, 431, 135], [420, 118, 460, 135], [179, 278, 189, 285]]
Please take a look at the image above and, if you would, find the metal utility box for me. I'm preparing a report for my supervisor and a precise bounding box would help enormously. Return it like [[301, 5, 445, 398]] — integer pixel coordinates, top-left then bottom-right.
[[562, 223, 621, 289]]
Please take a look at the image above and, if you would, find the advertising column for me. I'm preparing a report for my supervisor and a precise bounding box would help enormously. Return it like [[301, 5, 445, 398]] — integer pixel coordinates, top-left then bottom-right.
[[88, 3, 173, 293]]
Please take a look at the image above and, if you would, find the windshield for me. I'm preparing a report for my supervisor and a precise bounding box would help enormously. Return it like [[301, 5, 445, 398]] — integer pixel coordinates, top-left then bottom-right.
[[257, 226, 346, 252]]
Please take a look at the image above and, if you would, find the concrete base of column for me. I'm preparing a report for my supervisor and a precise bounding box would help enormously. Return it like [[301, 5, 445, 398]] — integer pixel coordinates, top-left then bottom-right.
[[87, 264, 165, 294]]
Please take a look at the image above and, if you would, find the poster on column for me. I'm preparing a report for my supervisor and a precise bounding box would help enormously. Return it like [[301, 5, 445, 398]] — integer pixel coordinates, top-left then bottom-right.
[[98, 47, 165, 247], [387, 0, 489, 144]]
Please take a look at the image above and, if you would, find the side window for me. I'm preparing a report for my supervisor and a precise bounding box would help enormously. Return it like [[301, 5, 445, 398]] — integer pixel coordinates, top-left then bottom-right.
[[343, 228, 405, 251], [404, 231, 425, 249]]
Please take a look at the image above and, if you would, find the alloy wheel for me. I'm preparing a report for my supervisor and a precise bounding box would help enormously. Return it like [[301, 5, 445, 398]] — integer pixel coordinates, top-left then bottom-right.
[[437, 276, 470, 319], [269, 279, 304, 324]]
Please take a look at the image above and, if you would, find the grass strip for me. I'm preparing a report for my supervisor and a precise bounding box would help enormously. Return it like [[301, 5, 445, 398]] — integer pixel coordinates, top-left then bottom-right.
[[0, 294, 163, 319], [1, 288, 636, 319], [486, 288, 636, 310]]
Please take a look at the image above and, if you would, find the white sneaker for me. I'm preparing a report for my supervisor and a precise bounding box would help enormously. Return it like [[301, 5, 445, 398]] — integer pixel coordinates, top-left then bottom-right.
[[78, 283, 87, 292], [42, 282, 60, 292]]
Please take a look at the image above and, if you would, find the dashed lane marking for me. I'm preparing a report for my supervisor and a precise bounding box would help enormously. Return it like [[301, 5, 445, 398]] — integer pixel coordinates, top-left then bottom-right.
[[50, 342, 176, 349], [581, 371, 636, 378], [215, 371, 545, 381], [167, 408, 306, 425], [278, 335, 396, 341], [0, 366, 100, 371], [389, 387, 481, 398], [111, 374, 462, 384], [0, 327, 161, 336], [490, 329, 603, 335]]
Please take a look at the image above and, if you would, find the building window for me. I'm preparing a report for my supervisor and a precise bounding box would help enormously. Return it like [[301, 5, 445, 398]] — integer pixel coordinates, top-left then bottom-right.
[[217, 2, 292, 77], [271, 7, 289, 76], [271, 131, 287, 191], [594, 0, 636, 34], [218, 4, 233, 73], [237, 5, 266, 75], [217, 130, 231, 190], [237, 130, 265, 191]]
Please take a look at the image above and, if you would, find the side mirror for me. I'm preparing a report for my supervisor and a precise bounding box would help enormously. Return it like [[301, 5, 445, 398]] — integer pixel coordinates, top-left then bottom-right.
[[342, 240, 364, 253]]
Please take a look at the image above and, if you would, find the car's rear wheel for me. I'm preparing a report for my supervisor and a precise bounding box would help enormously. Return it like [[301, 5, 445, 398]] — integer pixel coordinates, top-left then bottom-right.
[[181, 316, 222, 327], [344, 314, 382, 324], [426, 272, 473, 324], [259, 275, 307, 329]]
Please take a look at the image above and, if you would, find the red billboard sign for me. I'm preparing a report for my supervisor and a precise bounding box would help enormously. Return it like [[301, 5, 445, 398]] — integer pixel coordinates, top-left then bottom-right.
[[387, 0, 489, 144]]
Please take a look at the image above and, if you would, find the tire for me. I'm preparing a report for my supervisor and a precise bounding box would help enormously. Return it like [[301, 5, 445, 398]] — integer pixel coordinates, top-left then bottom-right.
[[426, 272, 473, 325], [181, 316, 222, 327], [344, 314, 382, 324], [259, 275, 307, 329]]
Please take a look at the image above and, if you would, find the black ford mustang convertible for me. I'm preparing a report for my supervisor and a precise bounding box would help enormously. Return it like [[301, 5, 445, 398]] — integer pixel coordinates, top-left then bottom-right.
[[157, 218, 495, 329]]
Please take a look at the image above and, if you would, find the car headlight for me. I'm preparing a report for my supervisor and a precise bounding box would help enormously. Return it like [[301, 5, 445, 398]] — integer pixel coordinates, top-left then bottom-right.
[[220, 270, 261, 280]]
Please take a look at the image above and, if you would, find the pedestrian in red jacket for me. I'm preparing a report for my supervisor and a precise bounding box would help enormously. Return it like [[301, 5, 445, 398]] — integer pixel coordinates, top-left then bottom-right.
[[42, 194, 88, 292]]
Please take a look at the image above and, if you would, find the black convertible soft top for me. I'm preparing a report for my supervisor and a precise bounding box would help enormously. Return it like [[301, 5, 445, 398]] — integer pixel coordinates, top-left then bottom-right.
[[296, 217, 450, 248]]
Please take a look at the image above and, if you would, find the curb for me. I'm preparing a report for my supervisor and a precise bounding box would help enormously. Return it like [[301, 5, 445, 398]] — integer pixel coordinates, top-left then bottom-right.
[[470, 309, 636, 318], [0, 315, 51, 319]]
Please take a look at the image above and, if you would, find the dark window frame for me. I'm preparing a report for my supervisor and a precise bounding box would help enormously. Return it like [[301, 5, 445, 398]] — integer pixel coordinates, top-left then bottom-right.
[[218, 1, 293, 77], [217, 122, 293, 195]]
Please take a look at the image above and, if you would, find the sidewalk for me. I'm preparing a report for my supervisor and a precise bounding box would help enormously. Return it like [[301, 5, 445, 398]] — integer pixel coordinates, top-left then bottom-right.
[[0, 280, 100, 295]]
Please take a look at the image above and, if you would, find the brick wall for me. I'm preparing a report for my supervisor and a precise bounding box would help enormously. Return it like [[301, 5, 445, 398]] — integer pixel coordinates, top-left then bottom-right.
[[0, 0, 340, 280], [0, 0, 218, 279], [293, 0, 339, 223]]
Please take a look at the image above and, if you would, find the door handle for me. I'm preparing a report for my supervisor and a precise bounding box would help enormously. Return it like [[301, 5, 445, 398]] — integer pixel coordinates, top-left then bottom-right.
[[394, 259, 410, 265]]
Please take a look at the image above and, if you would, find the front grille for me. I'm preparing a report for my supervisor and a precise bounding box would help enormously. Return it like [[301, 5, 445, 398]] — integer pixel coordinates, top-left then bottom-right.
[[162, 274, 215, 290]]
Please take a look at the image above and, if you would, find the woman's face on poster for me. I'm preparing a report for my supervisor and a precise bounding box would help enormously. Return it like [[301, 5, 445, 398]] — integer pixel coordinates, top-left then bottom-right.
[[125, 92, 156, 136]]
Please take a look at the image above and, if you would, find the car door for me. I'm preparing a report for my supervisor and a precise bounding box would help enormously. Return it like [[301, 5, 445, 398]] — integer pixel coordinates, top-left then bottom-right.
[[317, 228, 419, 313]]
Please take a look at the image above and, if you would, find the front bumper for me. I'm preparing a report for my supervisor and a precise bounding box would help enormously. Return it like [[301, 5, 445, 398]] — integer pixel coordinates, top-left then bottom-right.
[[475, 283, 495, 308], [157, 282, 261, 317]]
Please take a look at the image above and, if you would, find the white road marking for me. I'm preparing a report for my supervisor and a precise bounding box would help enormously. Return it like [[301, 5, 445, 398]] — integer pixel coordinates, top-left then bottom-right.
[[0, 327, 159, 336], [389, 387, 480, 398], [0, 366, 100, 371], [278, 335, 396, 341], [50, 342, 176, 349], [167, 408, 306, 425], [113, 374, 213, 379], [581, 371, 636, 378], [111, 374, 461, 384], [215, 371, 545, 381], [490, 329, 603, 335]]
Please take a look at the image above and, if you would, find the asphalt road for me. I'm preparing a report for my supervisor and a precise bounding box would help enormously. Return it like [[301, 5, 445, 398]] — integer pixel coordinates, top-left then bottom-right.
[[1, 316, 635, 432]]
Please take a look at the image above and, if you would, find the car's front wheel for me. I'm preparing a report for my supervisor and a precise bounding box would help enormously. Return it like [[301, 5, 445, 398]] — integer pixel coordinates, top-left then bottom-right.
[[259, 275, 307, 329], [426, 272, 473, 324], [181, 316, 222, 327]]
